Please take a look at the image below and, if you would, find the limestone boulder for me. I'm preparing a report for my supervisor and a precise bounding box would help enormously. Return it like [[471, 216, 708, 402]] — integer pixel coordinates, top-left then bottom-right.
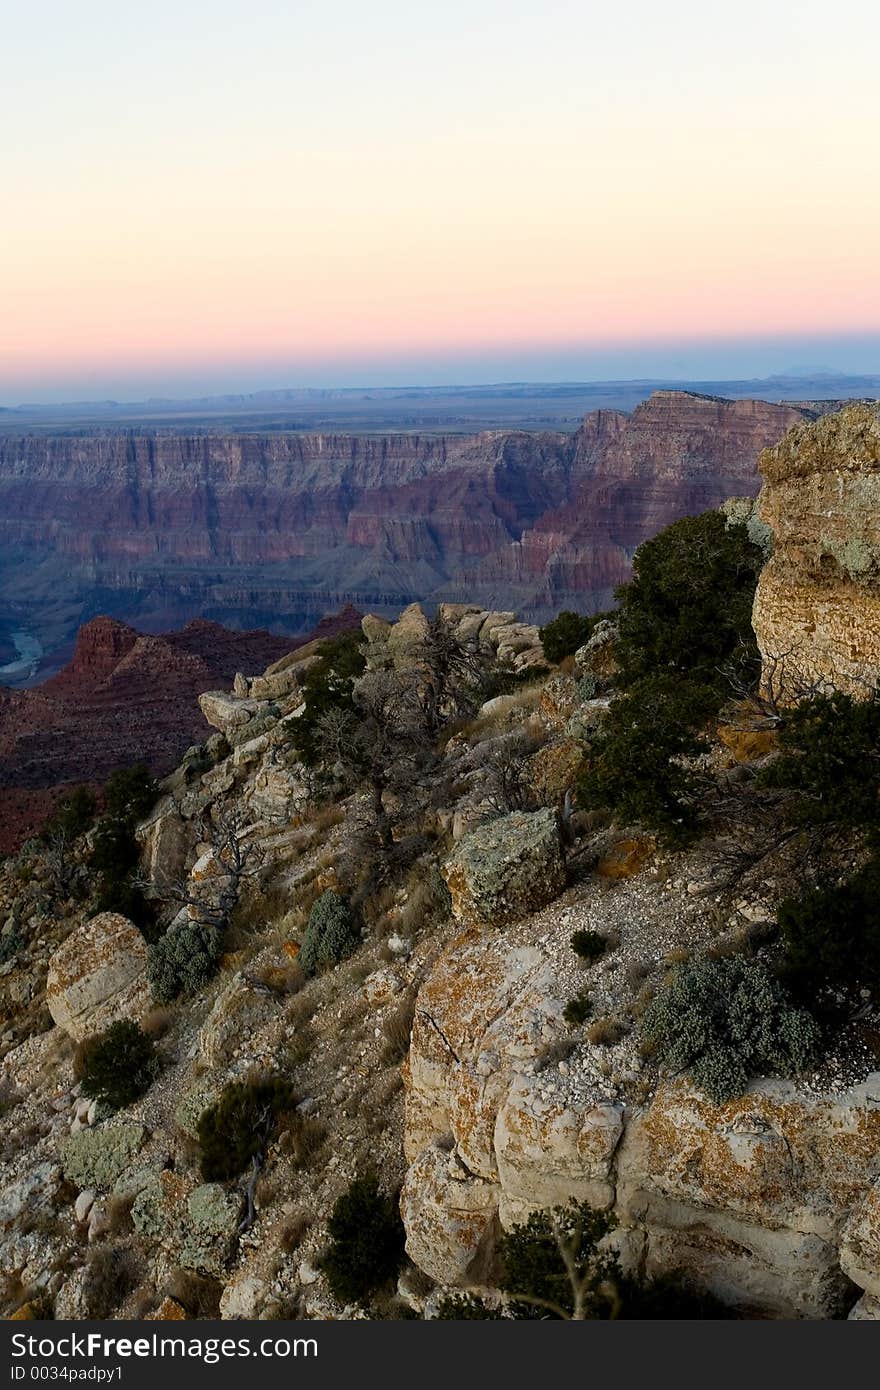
[[62, 1124, 146, 1191], [46, 913, 149, 1040], [400, 1143, 499, 1286], [137, 800, 192, 889], [198, 691, 270, 735], [526, 739, 582, 806], [198, 974, 277, 1068], [361, 613, 392, 643], [538, 675, 580, 730], [400, 893, 880, 1317], [495, 1077, 623, 1224], [442, 808, 564, 927], [840, 1178, 880, 1299], [479, 613, 516, 648], [615, 1076, 880, 1317], [386, 602, 429, 661]]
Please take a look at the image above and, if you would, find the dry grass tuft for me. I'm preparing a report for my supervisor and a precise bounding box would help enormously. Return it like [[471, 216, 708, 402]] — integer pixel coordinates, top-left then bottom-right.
[[381, 989, 418, 1065], [163, 1269, 223, 1319], [278, 1209, 312, 1253], [587, 1016, 626, 1047]]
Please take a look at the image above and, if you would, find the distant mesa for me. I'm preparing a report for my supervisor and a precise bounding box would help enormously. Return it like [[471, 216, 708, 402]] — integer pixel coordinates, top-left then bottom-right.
[[0, 607, 361, 854]]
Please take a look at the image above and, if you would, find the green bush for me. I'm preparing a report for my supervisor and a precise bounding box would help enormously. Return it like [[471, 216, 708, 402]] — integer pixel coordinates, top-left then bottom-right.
[[778, 858, 880, 1005], [641, 956, 821, 1104], [500, 1200, 619, 1319], [286, 633, 367, 767], [147, 922, 222, 1002], [322, 1174, 406, 1306], [46, 785, 97, 841], [434, 1294, 504, 1319], [563, 993, 592, 1026], [103, 764, 158, 824], [88, 764, 159, 935], [299, 890, 360, 977], [762, 691, 880, 842], [577, 675, 720, 843], [614, 512, 763, 689], [90, 817, 139, 879], [539, 611, 596, 665], [78, 1020, 160, 1111], [570, 929, 607, 962], [197, 1078, 295, 1182]]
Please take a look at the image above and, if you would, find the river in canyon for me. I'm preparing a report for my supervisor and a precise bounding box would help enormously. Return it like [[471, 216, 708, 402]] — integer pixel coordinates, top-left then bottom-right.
[[0, 629, 44, 686]]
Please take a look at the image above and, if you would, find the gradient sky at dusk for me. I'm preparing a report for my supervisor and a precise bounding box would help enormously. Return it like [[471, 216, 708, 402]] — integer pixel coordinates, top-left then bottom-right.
[[3, 0, 879, 401]]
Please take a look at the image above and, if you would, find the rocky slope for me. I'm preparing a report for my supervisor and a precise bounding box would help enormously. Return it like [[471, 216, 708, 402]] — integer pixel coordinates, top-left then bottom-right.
[[753, 402, 880, 698], [3, 427, 880, 1323], [0, 392, 810, 674], [0, 609, 360, 853], [1, 593, 878, 1322]]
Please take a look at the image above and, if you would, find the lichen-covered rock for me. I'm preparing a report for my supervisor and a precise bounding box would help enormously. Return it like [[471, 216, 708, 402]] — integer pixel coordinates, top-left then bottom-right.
[[361, 613, 392, 643], [62, 1123, 146, 1191], [753, 404, 880, 698], [400, 1142, 499, 1286], [131, 1171, 193, 1241], [495, 1077, 623, 1224], [137, 801, 192, 889], [721, 496, 773, 558], [616, 1076, 880, 1317], [537, 676, 580, 731], [573, 619, 619, 689], [174, 1081, 222, 1139], [526, 739, 582, 806], [146, 1297, 189, 1321], [442, 809, 564, 927], [178, 1184, 239, 1276], [46, 913, 148, 1040], [0, 1162, 61, 1225], [386, 603, 430, 662]]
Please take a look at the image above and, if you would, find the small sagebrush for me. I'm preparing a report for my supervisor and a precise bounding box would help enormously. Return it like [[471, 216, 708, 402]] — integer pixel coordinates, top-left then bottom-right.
[[322, 1174, 406, 1306], [563, 993, 592, 1027], [197, 1077, 295, 1182], [570, 929, 607, 963], [147, 921, 221, 1002]]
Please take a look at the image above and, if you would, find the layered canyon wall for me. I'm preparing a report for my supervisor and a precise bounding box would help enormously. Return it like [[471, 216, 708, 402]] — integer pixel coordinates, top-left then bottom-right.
[[0, 392, 811, 675]]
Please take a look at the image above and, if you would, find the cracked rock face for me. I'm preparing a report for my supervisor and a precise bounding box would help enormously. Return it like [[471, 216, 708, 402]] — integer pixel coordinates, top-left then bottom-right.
[[753, 404, 880, 698], [401, 921, 880, 1317]]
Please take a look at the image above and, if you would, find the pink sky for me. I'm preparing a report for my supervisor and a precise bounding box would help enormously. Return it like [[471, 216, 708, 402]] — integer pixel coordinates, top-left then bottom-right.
[[3, 1, 878, 398]]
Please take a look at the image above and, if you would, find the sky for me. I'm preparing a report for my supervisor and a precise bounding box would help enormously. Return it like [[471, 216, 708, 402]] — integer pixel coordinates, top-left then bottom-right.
[[2, 0, 879, 402]]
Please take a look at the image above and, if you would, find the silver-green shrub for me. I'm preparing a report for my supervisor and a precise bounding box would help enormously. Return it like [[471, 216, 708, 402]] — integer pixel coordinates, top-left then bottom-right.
[[641, 956, 820, 1103], [299, 891, 360, 977], [148, 921, 222, 1001]]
